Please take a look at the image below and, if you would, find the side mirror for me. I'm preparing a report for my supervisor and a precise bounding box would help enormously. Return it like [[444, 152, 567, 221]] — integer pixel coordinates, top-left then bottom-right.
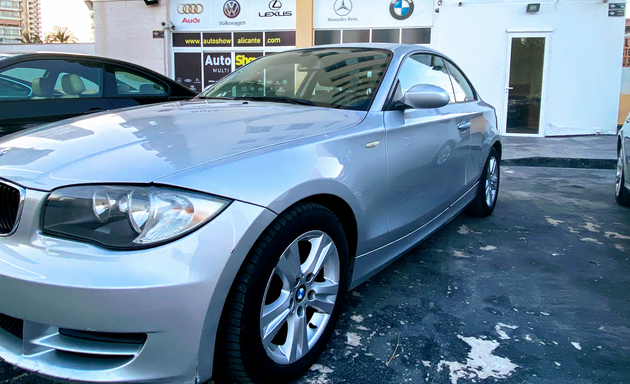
[[398, 84, 450, 110]]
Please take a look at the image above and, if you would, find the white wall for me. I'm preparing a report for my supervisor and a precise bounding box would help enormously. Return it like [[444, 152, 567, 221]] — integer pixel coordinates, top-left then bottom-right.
[[0, 43, 95, 55], [434, 0, 625, 136], [93, 0, 168, 75]]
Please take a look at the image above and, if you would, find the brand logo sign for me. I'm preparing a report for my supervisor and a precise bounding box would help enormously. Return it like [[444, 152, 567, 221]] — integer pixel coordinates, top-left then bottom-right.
[[334, 0, 352, 16], [223, 0, 241, 18], [390, 0, 414, 20], [259, 0, 292, 17], [177, 3, 203, 14], [0, 148, 10, 157]]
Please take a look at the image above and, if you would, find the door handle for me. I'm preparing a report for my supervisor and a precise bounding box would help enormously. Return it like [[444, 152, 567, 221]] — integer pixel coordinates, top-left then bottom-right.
[[83, 107, 104, 114], [457, 121, 472, 131]]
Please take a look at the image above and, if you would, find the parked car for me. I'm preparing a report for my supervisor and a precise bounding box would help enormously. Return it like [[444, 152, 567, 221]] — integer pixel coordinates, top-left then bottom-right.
[[617, 114, 630, 206], [0, 52, 197, 136], [0, 44, 500, 384]]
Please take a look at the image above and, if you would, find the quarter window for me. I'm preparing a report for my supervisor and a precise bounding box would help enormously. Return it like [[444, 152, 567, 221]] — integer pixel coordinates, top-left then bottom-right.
[[396, 54, 455, 104], [114, 68, 167, 96], [444, 60, 475, 102]]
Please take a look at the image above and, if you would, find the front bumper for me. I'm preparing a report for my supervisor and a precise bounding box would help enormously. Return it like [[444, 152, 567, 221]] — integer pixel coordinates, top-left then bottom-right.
[[0, 188, 275, 383]]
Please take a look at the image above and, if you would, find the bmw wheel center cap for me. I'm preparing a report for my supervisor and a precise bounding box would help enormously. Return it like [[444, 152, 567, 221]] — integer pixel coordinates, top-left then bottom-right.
[[296, 286, 306, 302]]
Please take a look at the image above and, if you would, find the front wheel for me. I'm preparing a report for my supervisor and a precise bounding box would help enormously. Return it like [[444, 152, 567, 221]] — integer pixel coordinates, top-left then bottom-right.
[[615, 147, 630, 206], [218, 202, 349, 384], [466, 147, 500, 217]]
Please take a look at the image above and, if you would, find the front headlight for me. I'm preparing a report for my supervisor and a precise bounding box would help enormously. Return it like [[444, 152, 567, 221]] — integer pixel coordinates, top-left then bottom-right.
[[42, 185, 231, 249]]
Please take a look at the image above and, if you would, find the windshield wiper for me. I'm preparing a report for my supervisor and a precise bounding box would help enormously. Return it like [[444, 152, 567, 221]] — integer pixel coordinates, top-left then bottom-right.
[[234, 96, 315, 106], [195, 96, 236, 100]]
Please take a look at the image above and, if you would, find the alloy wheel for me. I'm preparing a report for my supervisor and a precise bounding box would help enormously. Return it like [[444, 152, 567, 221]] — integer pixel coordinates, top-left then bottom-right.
[[616, 149, 623, 197], [260, 230, 340, 365], [485, 156, 499, 207]]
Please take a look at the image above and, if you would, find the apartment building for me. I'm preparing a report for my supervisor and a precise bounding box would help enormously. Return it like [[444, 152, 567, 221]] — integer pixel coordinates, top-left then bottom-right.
[[0, 0, 41, 44], [0, 0, 21, 44], [20, 0, 41, 40]]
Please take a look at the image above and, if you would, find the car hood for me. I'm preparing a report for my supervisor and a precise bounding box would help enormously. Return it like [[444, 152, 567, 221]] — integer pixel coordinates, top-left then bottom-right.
[[0, 100, 366, 191]]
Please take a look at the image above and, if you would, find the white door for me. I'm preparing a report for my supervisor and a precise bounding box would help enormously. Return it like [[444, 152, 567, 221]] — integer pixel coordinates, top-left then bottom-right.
[[502, 32, 551, 136]]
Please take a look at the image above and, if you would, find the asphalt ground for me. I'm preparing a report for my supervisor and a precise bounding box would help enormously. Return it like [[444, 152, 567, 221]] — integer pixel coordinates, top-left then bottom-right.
[[0, 166, 629, 384]]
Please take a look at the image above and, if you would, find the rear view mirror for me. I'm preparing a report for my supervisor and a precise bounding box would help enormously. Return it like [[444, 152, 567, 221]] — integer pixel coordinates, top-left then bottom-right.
[[398, 84, 450, 110]]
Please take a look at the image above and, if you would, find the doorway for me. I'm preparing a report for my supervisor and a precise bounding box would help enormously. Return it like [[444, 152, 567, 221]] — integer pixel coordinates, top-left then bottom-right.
[[504, 33, 550, 135]]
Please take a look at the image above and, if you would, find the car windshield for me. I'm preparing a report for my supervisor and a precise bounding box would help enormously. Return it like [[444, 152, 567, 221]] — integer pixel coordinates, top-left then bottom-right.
[[199, 48, 392, 111]]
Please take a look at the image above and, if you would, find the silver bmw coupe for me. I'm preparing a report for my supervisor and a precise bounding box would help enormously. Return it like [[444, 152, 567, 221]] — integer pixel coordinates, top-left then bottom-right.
[[0, 44, 501, 384]]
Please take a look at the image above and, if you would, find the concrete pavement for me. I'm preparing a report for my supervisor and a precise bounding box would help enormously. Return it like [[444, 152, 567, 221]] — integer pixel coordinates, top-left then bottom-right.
[[501, 135, 618, 169]]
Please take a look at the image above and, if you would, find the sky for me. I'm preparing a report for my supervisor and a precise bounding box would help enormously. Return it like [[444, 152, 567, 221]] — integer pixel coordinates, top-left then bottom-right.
[[40, 0, 93, 42]]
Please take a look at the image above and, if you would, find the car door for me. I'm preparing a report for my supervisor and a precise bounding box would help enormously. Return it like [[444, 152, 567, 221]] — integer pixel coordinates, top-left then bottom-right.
[[104, 65, 190, 109], [384, 53, 472, 242], [0, 58, 114, 136], [443, 59, 493, 188]]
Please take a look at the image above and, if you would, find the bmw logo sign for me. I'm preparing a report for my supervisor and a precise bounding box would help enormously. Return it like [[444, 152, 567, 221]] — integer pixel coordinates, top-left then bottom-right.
[[296, 287, 306, 301], [223, 0, 241, 18], [390, 0, 414, 20]]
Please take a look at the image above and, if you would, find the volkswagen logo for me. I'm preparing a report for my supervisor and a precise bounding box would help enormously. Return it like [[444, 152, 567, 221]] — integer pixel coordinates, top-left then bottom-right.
[[223, 0, 241, 18], [269, 0, 282, 11], [334, 0, 352, 16], [390, 0, 414, 20], [177, 3, 203, 14]]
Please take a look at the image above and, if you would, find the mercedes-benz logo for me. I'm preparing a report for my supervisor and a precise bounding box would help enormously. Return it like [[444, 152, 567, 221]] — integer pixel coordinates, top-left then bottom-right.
[[223, 0, 241, 18], [390, 0, 414, 20], [269, 0, 282, 11], [334, 0, 352, 16]]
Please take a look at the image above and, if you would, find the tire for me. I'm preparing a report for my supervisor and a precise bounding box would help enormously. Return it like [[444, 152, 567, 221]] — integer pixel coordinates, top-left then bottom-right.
[[217, 202, 349, 384], [466, 147, 500, 217], [615, 147, 630, 206]]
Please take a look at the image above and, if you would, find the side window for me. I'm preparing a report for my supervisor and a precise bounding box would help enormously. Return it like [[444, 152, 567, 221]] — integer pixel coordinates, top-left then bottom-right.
[[113, 68, 167, 96], [445, 60, 475, 102], [396, 54, 455, 104], [0, 59, 103, 100]]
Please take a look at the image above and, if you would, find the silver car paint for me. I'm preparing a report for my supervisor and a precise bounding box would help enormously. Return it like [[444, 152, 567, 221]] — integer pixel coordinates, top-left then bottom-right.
[[0, 44, 500, 383]]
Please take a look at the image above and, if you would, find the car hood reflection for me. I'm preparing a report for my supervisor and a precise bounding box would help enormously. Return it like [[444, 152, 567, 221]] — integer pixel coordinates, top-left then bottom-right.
[[0, 100, 366, 191]]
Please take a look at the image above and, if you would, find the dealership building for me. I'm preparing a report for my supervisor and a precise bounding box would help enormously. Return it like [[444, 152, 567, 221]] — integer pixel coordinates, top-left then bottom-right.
[[88, 0, 625, 137]]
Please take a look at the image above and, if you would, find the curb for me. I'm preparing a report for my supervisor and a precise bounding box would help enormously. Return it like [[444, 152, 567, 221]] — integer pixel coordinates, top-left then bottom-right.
[[501, 157, 616, 170]]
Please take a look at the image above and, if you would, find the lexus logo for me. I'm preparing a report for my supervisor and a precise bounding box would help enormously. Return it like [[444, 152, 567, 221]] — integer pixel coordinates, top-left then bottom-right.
[[0, 148, 9, 157], [223, 0, 241, 18], [177, 3, 203, 14], [269, 0, 282, 10], [334, 0, 352, 16]]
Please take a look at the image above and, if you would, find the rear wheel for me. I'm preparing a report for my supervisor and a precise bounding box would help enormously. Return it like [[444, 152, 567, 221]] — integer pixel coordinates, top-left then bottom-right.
[[615, 147, 630, 206], [466, 147, 500, 217], [218, 202, 349, 384]]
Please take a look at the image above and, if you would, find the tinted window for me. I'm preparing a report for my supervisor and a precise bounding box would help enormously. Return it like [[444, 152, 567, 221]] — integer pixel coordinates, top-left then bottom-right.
[[397, 54, 455, 103], [114, 68, 167, 96], [314, 30, 341, 46], [0, 76, 31, 98], [0, 59, 103, 100], [372, 29, 399, 43], [203, 48, 392, 111], [445, 60, 475, 102]]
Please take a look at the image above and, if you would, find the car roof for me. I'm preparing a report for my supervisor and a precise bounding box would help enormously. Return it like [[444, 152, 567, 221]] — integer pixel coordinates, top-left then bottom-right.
[[295, 43, 440, 55]]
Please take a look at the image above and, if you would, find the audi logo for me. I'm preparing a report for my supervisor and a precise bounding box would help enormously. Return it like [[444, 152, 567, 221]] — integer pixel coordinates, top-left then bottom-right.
[[177, 3, 203, 14], [223, 0, 241, 18]]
